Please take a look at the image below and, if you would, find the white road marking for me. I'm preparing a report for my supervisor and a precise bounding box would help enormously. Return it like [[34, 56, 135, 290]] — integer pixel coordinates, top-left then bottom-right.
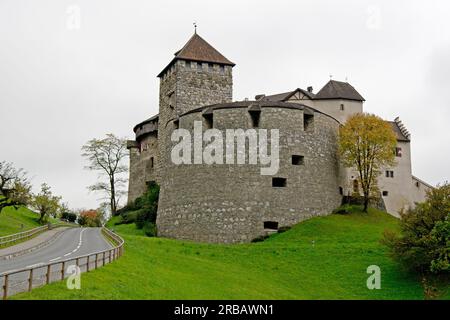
[[47, 228, 86, 263]]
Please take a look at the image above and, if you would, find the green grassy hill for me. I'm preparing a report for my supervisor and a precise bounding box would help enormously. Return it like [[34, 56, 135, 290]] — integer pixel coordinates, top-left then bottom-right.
[[13, 207, 449, 300], [0, 205, 43, 237]]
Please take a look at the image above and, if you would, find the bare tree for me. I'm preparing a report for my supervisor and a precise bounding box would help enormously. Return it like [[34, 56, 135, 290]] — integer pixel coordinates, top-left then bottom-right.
[[0, 161, 32, 213], [81, 134, 128, 215]]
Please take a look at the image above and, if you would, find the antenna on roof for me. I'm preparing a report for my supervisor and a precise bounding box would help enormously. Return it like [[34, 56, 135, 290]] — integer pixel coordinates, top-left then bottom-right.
[[193, 22, 197, 34]]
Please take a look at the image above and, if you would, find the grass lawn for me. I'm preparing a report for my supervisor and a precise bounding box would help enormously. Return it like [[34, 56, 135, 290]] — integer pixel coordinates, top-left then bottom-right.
[[0, 205, 45, 237], [12, 207, 450, 300]]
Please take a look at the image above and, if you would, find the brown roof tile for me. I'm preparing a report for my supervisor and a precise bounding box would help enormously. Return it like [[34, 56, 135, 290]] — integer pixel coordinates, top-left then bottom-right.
[[158, 33, 234, 77], [314, 80, 365, 101]]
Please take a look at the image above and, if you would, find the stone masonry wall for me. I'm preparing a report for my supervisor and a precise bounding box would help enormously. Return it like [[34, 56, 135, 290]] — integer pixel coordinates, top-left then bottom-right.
[[157, 106, 342, 243]]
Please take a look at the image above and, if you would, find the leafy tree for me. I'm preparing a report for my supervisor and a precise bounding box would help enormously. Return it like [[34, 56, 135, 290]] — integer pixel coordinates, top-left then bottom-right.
[[32, 183, 61, 224], [77, 209, 102, 227], [382, 183, 449, 275], [81, 134, 128, 216], [339, 113, 397, 212], [0, 161, 32, 212], [67, 212, 77, 223]]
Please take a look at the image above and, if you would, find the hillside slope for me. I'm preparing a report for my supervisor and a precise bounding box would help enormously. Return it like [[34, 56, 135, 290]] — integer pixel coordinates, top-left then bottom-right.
[[13, 207, 449, 300], [0, 205, 43, 237]]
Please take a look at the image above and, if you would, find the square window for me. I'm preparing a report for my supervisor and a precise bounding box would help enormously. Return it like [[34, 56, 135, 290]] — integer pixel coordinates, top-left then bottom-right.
[[272, 177, 287, 188], [264, 221, 279, 230], [382, 191, 389, 197], [304, 114, 314, 131], [292, 155, 305, 165]]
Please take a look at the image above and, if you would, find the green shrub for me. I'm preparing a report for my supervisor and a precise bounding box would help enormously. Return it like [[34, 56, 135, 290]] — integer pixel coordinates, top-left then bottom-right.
[[332, 204, 353, 215], [118, 211, 139, 225], [143, 221, 157, 237], [382, 183, 450, 275]]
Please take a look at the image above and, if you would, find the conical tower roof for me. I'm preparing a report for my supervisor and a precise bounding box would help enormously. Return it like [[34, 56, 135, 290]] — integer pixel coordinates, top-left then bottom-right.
[[158, 33, 235, 77]]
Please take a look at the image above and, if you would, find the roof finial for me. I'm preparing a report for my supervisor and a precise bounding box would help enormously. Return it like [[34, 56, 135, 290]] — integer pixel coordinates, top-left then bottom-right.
[[193, 22, 197, 34], [329, 74, 333, 80]]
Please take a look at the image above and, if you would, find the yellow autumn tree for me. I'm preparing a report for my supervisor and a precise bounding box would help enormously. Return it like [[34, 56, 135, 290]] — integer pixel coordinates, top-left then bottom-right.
[[339, 113, 397, 212]]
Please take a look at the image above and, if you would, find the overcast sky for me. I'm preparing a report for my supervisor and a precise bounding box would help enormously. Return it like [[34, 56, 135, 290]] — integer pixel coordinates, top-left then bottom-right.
[[1, 0, 449, 210]]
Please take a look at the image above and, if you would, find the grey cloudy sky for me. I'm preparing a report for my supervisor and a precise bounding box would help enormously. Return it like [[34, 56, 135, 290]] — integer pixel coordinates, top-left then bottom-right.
[[1, 0, 449, 210]]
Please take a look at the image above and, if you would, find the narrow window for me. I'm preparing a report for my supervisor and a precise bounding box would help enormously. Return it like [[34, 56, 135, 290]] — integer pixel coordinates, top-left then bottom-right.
[[150, 157, 154, 168], [304, 114, 314, 131], [272, 177, 287, 188], [395, 147, 402, 157], [173, 119, 179, 129], [339, 187, 343, 195], [292, 155, 304, 165], [415, 181, 420, 188], [197, 62, 202, 71], [264, 221, 279, 230], [382, 191, 389, 197], [250, 111, 260, 128], [168, 92, 175, 109], [203, 114, 213, 129], [340, 103, 345, 111]]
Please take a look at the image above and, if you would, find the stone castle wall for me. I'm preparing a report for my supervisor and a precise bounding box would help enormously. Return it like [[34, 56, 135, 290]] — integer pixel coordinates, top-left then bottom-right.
[[156, 105, 342, 243]]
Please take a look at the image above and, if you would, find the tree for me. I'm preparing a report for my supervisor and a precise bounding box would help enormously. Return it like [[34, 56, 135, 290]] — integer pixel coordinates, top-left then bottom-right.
[[32, 183, 61, 224], [0, 161, 32, 213], [81, 134, 128, 216], [383, 183, 449, 275], [77, 209, 101, 227], [338, 113, 397, 212]]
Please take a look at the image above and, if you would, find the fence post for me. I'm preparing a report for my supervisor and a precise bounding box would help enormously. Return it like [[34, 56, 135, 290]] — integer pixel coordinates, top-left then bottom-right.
[[95, 253, 98, 269], [87, 255, 90, 272], [103, 252, 106, 266], [3, 274, 9, 300], [61, 261, 65, 280], [28, 269, 34, 292], [46, 265, 51, 284]]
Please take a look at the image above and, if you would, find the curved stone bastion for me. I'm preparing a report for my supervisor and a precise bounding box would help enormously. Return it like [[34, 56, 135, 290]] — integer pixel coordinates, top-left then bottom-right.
[[156, 101, 342, 243]]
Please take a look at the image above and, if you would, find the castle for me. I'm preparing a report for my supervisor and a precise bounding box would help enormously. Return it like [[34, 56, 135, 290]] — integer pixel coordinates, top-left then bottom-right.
[[127, 32, 432, 243]]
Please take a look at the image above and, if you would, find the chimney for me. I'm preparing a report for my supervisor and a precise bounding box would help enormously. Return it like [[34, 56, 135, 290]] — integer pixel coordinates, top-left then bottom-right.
[[307, 86, 313, 93]]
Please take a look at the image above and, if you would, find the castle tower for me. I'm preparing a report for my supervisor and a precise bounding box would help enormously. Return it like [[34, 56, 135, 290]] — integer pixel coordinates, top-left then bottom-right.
[[155, 33, 235, 171]]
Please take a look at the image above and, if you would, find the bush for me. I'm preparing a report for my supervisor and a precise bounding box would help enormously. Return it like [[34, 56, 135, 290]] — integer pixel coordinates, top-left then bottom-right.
[[67, 212, 77, 223], [143, 221, 157, 237], [120, 211, 139, 224], [382, 183, 450, 275], [332, 204, 353, 215]]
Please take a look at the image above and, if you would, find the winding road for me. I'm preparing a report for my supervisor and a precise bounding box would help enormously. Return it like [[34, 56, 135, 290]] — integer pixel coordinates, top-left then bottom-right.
[[0, 227, 112, 297]]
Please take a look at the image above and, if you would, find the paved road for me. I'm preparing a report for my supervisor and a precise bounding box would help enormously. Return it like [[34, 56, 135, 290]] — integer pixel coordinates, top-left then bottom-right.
[[0, 227, 112, 297]]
